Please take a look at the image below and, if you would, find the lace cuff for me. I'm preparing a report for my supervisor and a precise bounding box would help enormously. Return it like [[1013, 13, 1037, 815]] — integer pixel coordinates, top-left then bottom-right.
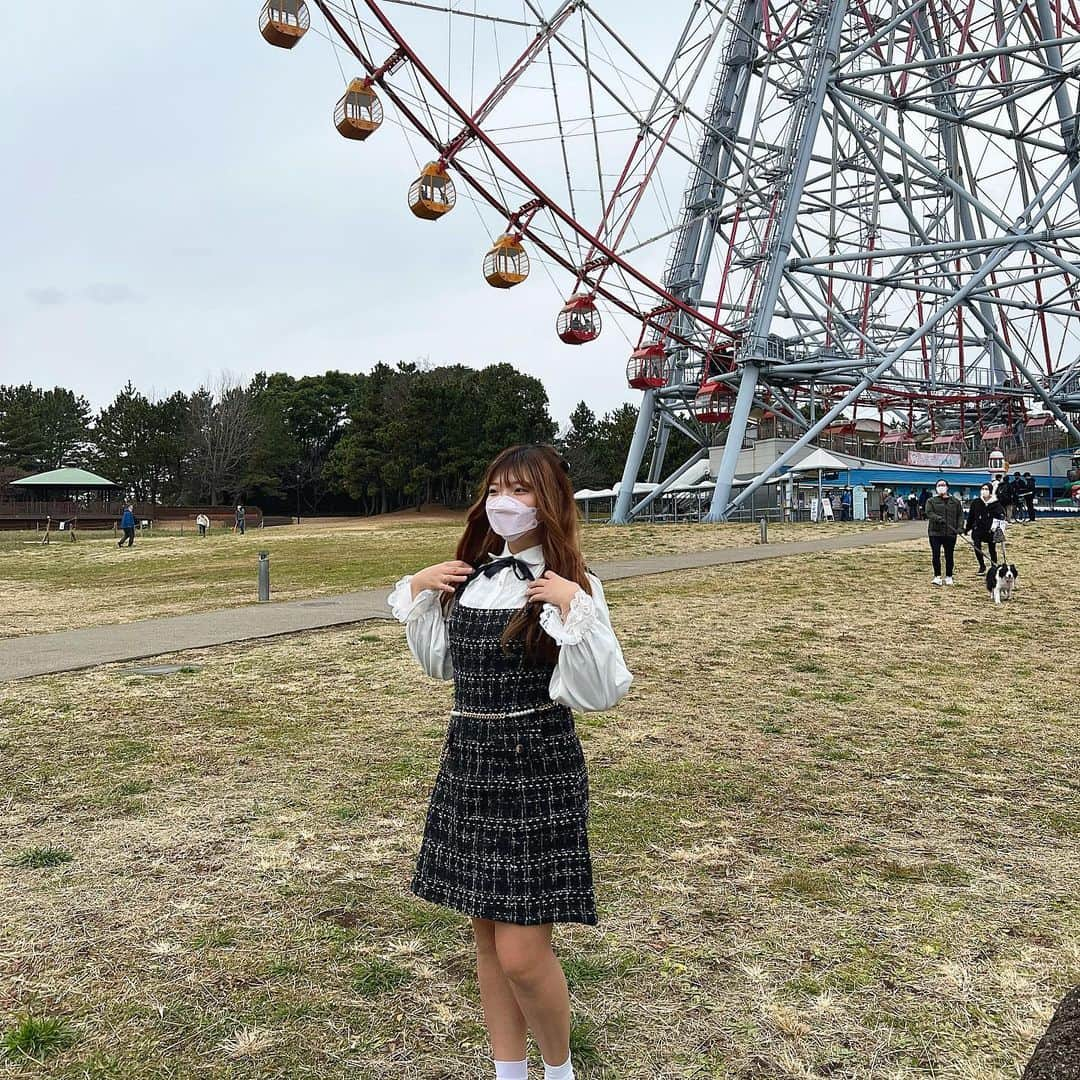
[[539, 588, 598, 646], [387, 574, 440, 623]]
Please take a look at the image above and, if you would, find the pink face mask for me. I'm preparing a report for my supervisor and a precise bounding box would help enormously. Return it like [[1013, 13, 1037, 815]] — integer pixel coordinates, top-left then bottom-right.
[[486, 495, 539, 540]]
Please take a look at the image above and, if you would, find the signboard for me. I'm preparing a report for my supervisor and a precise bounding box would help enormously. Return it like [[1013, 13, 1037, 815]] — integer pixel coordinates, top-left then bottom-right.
[[906, 450, 961, 467]]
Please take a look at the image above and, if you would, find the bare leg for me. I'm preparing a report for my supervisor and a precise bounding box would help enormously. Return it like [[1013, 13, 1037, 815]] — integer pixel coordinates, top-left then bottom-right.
[[493, 922, 571, 1067], [472, 918, 529, 1061]]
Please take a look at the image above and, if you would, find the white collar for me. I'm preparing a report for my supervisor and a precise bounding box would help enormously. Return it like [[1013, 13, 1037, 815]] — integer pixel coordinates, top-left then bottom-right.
[[499, 541, 545, 567]]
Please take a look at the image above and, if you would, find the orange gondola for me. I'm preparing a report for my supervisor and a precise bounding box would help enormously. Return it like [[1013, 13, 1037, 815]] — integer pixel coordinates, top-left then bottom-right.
[[334, 79, 383, 140], [484, 235, 530, 288], [259, 0, 309, 49], [626, 344, 667, 389], [556, 295, 601, 345], [409, 162, 456, 220]]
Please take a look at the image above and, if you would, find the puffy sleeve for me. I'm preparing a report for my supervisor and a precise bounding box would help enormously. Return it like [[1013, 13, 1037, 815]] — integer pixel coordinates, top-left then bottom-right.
[[386, 575, 453, 681], [540, 574, 633, 712]]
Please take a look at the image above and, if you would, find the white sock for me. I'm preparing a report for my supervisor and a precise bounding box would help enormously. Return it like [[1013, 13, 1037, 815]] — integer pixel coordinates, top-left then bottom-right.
[[494, 1058, 528, 1080], [543, 1052, 574, 1080]]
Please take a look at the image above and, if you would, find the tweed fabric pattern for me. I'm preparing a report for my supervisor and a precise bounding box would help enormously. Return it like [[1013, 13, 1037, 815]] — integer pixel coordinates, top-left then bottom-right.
[[410, 602, 597, 925]]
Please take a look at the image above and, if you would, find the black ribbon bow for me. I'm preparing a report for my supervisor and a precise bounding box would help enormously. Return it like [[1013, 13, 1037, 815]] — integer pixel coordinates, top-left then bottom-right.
[[455, 555, 537, 593], [478, 555, 535, 581]]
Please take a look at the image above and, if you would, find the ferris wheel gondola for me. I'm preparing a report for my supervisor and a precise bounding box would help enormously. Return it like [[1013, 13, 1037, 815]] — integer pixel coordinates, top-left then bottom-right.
[[259, 0, 308, 49]]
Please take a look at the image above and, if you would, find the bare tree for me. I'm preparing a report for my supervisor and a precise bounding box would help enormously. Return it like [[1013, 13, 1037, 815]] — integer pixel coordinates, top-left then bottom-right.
[[190, 374, 255, 505]]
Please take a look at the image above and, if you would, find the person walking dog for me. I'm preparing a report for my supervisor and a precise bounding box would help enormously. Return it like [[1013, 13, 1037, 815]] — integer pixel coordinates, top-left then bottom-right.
[[388, 444, 632, 1080], [925, 479, 962, 585], [964, 483, 1002, 574]]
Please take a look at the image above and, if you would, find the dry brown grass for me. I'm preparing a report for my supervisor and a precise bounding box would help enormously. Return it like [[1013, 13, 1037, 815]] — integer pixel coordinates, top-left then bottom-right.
[[1, 521, 1076, 1079], [0, 519, 885, 638]]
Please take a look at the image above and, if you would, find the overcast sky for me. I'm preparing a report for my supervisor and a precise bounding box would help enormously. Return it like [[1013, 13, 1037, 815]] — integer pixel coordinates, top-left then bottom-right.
[[0, 2, 656, 431]]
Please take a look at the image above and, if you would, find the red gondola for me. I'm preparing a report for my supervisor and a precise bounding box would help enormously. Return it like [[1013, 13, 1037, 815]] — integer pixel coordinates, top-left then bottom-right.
[[626, 344, 667, 389], [693, 380, 734, 424], [879, 431, 915, 445], [556, 295, 601, 345]]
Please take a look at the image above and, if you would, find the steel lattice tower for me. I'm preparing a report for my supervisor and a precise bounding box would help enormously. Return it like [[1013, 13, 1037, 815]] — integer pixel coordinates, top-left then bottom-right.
[[612, 0, 1080, 523]]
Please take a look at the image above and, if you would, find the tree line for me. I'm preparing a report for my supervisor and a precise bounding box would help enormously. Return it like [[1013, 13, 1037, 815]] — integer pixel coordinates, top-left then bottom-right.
[[0, 363, 674, 514]]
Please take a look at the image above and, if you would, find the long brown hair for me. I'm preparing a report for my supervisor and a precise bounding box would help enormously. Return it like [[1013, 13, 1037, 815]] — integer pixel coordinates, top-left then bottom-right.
[[443, 444, 591, 664]]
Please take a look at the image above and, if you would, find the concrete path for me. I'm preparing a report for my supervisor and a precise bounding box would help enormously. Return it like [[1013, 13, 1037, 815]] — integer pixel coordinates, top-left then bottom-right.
[[1, 523, 928, 680]]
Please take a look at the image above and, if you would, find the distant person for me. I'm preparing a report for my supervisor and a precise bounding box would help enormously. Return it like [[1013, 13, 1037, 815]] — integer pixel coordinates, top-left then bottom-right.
[[919, 487, 930, 519], [907, 491, 919, 521], [118, 505, 136, 548], [1010, 474, 1026, 523], [964, 483, 1002, 574], [196, 512, 210, 537], [1022, 472, 1037, 523], [840, 488, 852, 521], [885, 491, 897, 521], [925, 479, 961, 585], [996, 474, 1015, 522], [234, 504, 246, 535]]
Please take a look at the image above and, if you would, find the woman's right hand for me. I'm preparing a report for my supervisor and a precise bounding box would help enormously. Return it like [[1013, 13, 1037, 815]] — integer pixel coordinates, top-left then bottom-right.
[[411, 560, 475, 597]]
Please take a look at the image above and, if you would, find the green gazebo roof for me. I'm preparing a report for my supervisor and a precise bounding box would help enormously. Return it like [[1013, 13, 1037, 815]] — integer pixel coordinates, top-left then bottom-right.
[[11, 468, 117, 487]]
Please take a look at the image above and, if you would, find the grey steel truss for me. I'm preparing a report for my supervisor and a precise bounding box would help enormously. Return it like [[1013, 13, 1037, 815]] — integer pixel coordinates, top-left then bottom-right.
[[612, 0, 1080, 522]]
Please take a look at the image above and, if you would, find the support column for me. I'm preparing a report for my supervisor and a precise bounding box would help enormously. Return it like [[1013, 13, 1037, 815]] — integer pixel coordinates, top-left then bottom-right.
[[611, 388, 657, 524], [705, 363, 759, 520], [647, 414, 672, 483]]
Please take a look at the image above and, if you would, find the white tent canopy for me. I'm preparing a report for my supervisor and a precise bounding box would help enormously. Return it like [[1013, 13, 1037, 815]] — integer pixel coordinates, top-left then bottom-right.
[[784, 448, 854, 473]]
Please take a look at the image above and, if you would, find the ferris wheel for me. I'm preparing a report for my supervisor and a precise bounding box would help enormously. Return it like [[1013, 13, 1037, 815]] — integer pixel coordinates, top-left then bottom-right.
[[259, 0, 1080, 521]]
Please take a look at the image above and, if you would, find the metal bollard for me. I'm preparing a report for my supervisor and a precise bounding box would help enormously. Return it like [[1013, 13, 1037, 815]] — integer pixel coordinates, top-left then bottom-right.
[[758, 517, 768, 544], [258, 551, 270, 602]]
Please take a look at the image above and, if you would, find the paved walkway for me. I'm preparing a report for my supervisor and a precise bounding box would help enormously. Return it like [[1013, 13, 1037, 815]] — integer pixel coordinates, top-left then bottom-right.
[[1, 523, 928, 680]]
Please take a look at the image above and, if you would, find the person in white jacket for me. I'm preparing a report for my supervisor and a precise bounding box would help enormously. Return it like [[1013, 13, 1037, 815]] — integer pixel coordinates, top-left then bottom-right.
[[387, 443, 632, 1080]]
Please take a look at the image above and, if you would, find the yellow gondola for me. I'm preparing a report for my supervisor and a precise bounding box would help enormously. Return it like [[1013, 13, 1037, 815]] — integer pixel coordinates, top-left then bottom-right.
[[409, 163, 456, 220], [334, 79, 383, 141], [259, 0, 309, 49], [483, 235, 530, 288]]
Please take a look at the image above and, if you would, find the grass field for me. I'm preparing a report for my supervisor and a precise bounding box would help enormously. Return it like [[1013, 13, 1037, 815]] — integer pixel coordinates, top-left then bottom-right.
[[0, 517, 889, 638], [1, 520, 1077, 1078]]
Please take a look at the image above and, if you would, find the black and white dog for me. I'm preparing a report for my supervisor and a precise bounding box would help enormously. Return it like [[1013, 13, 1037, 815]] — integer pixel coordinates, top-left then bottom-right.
[[985, 563, 1019, 604]]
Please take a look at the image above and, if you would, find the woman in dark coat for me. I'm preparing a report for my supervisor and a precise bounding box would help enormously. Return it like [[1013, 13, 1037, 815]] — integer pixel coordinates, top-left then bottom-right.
[[964, 483, 1003, 573]]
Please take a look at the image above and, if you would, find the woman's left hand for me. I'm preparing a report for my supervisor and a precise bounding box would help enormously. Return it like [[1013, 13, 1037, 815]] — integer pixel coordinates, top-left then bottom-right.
[[525, 570, 581, 617]]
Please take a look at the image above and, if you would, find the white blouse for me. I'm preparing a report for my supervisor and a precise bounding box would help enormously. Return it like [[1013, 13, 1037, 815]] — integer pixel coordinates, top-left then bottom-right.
[[387, 542, 633, 712]]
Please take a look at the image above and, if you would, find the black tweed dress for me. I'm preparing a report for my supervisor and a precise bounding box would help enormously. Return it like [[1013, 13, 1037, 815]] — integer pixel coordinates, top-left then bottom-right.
[[410, 600, 597, 926]]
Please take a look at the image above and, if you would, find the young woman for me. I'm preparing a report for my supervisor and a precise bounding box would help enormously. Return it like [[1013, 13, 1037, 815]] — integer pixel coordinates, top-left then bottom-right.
[[964, 482, 1003, 574], [924, 479, 962, 584], [387, 444, 633, 1080]]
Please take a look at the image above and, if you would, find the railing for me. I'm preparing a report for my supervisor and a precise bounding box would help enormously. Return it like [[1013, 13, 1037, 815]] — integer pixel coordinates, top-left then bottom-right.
[[0, 499, 132, 518], [814, 428, 1076, 468], [0, 500, 265, 522]]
